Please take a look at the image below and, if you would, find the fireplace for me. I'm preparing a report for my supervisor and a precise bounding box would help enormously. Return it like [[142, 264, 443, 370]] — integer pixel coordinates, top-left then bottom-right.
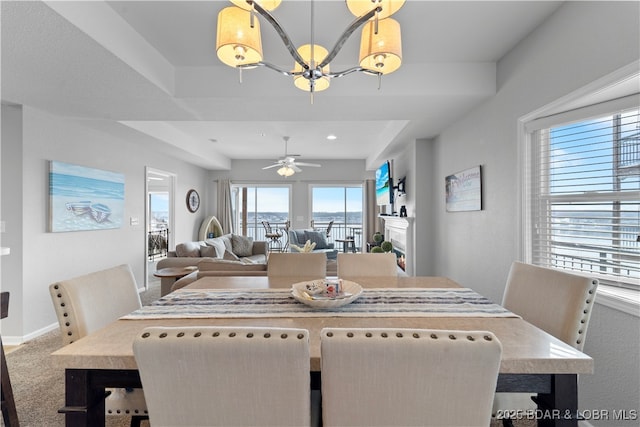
[[381, 216, 413, 275]]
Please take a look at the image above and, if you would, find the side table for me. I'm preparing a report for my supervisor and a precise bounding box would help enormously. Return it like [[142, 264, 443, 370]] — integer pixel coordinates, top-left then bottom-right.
[[154, 267, 198, 296]]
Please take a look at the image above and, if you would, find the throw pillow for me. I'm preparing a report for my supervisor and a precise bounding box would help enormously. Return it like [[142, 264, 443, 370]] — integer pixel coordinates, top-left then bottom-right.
[[175, 241, 202, 257], [231, 234, 254, 257], [304, 230, 328, 249], [223, 250, 240, 261], [200, 245, 217, 258], [293, 230, 307, 245]]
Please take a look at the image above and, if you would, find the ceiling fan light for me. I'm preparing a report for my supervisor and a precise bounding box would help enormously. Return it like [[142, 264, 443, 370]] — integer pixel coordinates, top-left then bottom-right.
[[346, 0, 405, 20], [277, 166, 295, 177], [216, 6, 263, 67], [230, 0, 282, 12], [359, 18, 402, 75], [293, 44, 331, 92]]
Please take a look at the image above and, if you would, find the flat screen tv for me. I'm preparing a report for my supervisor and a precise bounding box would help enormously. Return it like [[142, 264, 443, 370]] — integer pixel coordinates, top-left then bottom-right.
[[375, 161, 393, 206]]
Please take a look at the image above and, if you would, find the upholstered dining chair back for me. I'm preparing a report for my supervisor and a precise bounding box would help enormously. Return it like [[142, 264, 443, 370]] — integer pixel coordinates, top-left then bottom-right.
[[267, 252, 327, 277], [502, 261, 598, 351], [493, 262, 598, 424], [321, 328, 503, 427], [337, 253, 397, 278], [49, 264, 147, 425], [50, 264, 142, 344], [133, 326, 311, 427]]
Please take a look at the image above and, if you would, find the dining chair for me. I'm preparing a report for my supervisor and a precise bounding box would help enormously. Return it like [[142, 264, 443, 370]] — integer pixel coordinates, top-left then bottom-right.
[[267, 252, 327, 278], [337, 252, 397, 278], [133, 326, 311, 427], [49, 264, 148, 427], [1, 292, 19, 427], [493, 261, 599, 426], [321, 327, 503, 427], [261, 220, 283, 252]]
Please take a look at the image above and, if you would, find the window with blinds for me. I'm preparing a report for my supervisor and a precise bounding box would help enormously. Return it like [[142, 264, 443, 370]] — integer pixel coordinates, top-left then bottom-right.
[[529, 107, 639, 289]]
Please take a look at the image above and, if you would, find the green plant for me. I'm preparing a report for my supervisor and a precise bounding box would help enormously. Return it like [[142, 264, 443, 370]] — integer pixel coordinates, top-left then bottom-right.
[[370, 246, 384, 253], [380, 240, 393, 253], [372, 232, 383, 243]]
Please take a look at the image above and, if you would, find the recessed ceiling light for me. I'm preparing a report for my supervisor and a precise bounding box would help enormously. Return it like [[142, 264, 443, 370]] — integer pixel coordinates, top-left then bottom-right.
[[327, 134, 337, 140]]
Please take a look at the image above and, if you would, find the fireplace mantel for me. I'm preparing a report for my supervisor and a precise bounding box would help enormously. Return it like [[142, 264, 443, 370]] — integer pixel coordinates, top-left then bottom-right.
[[380, 216, 414, 276]]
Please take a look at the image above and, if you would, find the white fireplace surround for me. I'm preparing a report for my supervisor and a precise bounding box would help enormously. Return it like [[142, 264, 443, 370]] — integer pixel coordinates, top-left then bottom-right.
[[381, 215, 414, 276]]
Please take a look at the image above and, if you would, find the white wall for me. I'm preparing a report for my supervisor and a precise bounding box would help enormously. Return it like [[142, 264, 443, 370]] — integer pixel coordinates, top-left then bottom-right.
[[0, 107, 210, 342], [419, 1, 639, 424]]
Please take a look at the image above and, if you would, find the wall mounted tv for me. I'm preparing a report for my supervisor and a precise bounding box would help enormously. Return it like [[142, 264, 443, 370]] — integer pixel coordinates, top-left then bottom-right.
[[375, 160, 393, 207]]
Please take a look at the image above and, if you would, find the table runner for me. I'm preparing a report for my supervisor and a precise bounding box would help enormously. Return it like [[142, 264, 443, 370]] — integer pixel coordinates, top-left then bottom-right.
[[122, 288, 518, 319]]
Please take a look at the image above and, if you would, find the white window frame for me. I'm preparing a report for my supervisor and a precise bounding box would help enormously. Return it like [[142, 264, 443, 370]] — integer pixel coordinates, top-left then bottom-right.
[[518, 63, 640, 316], [230, 183, 292, 239], [309, 183, 364, 242]]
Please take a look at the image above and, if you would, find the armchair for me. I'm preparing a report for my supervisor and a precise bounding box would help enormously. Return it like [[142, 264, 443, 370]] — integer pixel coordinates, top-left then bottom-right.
[[289, 229, 338, 260]]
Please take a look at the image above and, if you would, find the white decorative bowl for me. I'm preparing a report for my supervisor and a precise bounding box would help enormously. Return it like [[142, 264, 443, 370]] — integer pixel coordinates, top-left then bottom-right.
[[291, 280, 362, 309]]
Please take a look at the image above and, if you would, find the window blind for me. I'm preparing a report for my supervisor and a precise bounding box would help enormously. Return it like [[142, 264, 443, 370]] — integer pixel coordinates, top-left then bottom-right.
[[530, 107, 640, 289]]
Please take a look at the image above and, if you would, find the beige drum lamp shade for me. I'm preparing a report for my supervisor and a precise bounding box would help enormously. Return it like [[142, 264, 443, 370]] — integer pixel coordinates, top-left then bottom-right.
[[293, 44, 331, 92], [346, 0, 405, 20], [230, 0, 281, 11], [359, 17, 402, 75], [216, 7, 263, 68]]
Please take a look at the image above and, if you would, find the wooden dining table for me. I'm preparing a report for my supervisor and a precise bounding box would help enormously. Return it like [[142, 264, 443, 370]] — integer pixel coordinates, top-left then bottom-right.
[[51, 276, 593, 427]]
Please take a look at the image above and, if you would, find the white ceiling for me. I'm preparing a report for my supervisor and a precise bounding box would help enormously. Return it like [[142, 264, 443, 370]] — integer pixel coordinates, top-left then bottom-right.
[[1, 0, 563, 170]]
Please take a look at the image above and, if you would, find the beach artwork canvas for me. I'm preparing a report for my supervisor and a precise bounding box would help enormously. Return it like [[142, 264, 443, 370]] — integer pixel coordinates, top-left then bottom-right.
[[49, 161, 125, 232]]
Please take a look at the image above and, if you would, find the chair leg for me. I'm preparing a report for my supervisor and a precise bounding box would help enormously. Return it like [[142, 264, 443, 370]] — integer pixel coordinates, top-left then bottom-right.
[[130, 415, 148, 427], [1, 338, 20, 427], [502, 418, 515, 427]]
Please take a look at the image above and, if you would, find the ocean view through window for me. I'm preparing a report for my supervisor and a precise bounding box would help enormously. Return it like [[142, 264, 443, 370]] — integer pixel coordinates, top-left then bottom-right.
[[528, 106, 639, 289], [232, 185, 291, 240], [311, 186, 363, 247], [229, 184, 364, 248]]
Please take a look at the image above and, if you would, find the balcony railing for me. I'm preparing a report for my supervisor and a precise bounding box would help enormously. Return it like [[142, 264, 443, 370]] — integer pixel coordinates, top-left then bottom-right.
[[618, 131, 640, 175], [241, 221, 364, 251], [538, 240, 639, 285]]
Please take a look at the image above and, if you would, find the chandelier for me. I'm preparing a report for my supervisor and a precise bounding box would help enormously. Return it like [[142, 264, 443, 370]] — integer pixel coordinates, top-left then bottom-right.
[[216, 0, 404, 99]]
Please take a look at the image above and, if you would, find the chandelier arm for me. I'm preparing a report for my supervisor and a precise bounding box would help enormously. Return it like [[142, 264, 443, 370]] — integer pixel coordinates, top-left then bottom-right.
[[238, 61, 301, 77], [318, 6, 381, 69], [326, 67, 382, 79], [246, 0, 308, 69]]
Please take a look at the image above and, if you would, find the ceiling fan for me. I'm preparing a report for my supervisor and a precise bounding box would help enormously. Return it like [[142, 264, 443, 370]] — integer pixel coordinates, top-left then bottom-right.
[[262, 136, 321, 176]]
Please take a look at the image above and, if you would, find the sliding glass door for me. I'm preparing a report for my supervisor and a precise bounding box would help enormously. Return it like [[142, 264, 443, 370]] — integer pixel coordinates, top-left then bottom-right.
[[311, 185, 363, 248], [231, 185, 291, 240]]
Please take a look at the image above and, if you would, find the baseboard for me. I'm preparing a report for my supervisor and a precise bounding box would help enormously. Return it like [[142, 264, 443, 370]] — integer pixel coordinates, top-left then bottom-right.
[[2, 322, 58, 346]]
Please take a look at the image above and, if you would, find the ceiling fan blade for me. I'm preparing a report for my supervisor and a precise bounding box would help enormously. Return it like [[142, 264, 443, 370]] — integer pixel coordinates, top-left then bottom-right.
[[290, 164, 302, 173], [295, 162, 322, 167], [262, 164, 281, 170]]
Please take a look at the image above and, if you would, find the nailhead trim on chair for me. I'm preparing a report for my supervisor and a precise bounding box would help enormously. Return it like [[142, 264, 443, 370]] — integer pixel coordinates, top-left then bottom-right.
[[140, 329, 308, 340], [52, 283, 76, 343], [323, 329, 496, 342], [574, 279, 598, 348]]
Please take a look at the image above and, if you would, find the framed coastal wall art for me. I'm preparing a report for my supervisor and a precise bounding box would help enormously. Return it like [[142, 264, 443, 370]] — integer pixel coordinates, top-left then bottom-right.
[[445, 165, 482, 212], [49, 161, 125, 232]]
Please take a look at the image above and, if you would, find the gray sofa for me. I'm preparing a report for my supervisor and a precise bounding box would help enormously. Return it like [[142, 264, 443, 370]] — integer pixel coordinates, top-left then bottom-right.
[[288, 229, 338, 259], [156, 234, 268, 295]]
